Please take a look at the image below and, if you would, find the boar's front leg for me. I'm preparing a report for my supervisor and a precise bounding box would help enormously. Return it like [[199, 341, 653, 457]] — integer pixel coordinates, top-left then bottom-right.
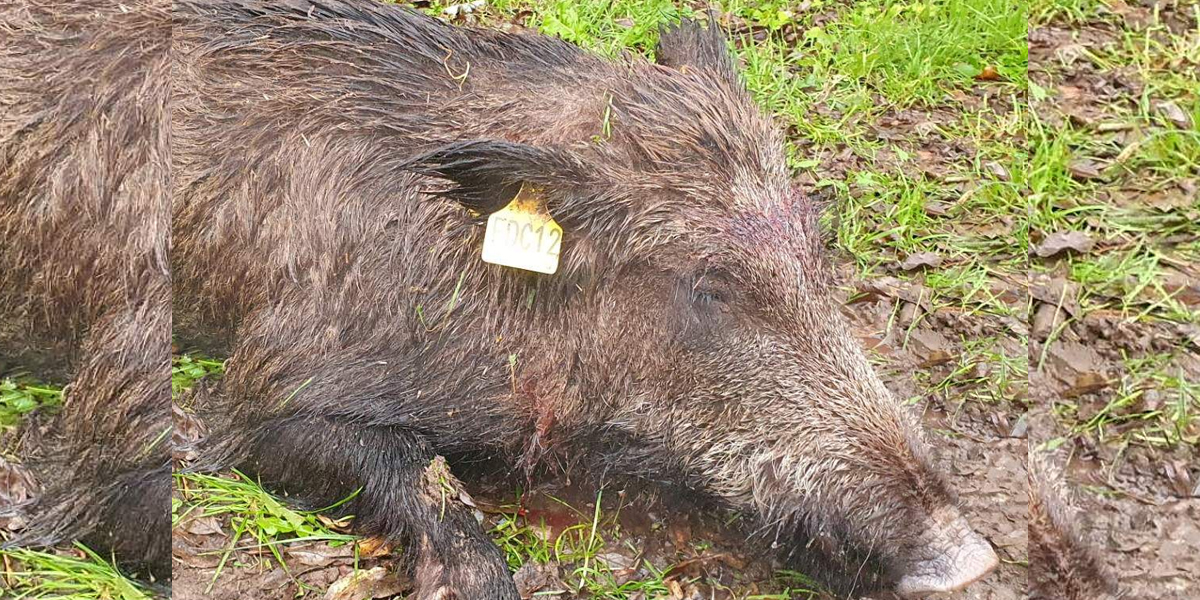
[[244, 418, 518, 600]]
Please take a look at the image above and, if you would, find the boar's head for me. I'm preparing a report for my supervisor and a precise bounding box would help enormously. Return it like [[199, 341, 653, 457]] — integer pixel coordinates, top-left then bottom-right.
[[405, 17, 997, 598]]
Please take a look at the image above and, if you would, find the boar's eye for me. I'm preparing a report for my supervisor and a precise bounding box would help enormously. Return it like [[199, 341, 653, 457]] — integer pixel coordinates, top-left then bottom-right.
[[687, 272, 729, 306], [675, 272, 735, 341], [690, 286, 722, 305], [691, 286, 715, 302]]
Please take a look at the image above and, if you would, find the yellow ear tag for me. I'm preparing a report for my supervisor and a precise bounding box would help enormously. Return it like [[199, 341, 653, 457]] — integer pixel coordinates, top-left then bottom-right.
[[481, 184, 563, 275]]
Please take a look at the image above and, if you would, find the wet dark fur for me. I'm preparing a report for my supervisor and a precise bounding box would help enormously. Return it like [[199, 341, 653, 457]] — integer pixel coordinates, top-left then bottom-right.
[[0, 0, 172, 584], [1028, 447, 1119, 600], [173, 1, 971, 596]]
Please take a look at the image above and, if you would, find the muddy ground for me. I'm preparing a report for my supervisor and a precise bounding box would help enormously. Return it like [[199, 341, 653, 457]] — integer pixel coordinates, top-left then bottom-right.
[[1026, 0, 1200, 598]]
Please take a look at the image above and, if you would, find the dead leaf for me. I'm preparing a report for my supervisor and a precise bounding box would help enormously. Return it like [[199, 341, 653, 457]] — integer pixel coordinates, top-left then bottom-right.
[[181, 515, 224, 536], [898, 301, 922, 327], [1068, 159, 1106, 181], [1057, 84, 1084, 101], [1162, 270, 1200, 307], [984, 160, 1010, 181], [667, 578, 685, 599], [1054, 44, 1088, 66], [975, 65, 1000, 81], [1140, 389, 1162, 412], [923, 200, 949, 216], [512, 9, 534, 26], [860, 335, 892, 355], [1031, 303, 1064, 340], [323, 566, 408, 600], [317, 514, 354, 531], [1141, 189, 1193, 212], [900, 252, 944, 271], [908, 328, 955, 367], [670, 520, 691, 551], [1034, 231, 1095, 258], [289, 543, 357, 567], [442, 0, 484, 19], [1164, 461, 1193, 498], [173, 548, 223, 569], [897, 282, 934, 313], [1156, 100, 1193, 130], [852, 276, 906, 303], [1179, 178, 1197, 197], [919, 350, 954, 367], [1030, 276, 1081, 317], [356, 537, 392, 558], [914, 149, 947, 180], [1009, 412, 1029, 438], [1044, 340, 1105, 379], [1182, 324, 1200, 348], [0, 458, 36, 509], [513, 562, 564, 598], [914, 121, 942, 137], [1062, 371, 1111, 398]]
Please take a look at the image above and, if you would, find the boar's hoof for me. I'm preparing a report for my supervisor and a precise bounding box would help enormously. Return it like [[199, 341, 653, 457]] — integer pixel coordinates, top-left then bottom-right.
[[412, 568, 517, 600], [894, 525, 998, 598], [414, 533, 519, 600], [417, 586, 454, 600]]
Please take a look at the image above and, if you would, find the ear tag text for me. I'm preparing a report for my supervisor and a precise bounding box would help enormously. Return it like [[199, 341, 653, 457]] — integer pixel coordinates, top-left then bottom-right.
[[481, 184, 562, 275]]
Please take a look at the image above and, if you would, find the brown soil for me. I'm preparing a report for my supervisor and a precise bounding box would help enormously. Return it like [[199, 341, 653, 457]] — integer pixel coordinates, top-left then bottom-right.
[[1027, 2, 1200, 598]]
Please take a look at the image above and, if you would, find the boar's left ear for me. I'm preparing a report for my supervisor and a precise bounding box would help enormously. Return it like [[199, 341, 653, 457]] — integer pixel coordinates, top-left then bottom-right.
[[655, 14, 738, 87], [401, 140, 593, 214]]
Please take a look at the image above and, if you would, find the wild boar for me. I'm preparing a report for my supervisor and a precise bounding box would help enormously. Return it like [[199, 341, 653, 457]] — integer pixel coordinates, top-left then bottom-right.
[[172, 1, 998, 597], [0, 0, 172, 584]]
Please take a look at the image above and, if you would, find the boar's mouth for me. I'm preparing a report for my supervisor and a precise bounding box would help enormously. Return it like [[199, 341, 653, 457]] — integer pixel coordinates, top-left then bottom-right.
[[892, 510, 999, 598]]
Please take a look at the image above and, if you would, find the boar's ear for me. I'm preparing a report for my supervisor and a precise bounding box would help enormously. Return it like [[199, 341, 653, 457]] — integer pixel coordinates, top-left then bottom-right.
[[655, 15, 738, 86], [401, 140, 591, 214], [406, 139, 666, 281]]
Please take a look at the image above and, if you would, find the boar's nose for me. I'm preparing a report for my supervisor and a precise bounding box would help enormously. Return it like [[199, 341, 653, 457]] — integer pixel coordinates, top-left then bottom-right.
[[894, 514, 999, 598]]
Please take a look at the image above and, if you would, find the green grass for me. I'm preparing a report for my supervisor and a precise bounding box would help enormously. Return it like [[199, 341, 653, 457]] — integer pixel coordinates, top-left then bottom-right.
[[490, 491, 677, 599], [781, 0, 1026, 104], [173, 471, 361, 593], [0, 544, 154, 600], [174, 355, 363, 593], [1029, 0, 1199, 325], [916, 335, 1029, 406], [1030, 0, 1199, 456], [489, 490, 823, 599], [1053, 350, 1200, 449], [0, 379, 61, 430], [172, 354, 224, 399], [480, 0, 1027, 105], [1031, 0, 1107, 24]]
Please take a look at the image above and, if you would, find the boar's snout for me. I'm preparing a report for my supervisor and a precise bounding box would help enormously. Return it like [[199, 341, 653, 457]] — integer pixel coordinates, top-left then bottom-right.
[[893, 507, 998, 597]]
